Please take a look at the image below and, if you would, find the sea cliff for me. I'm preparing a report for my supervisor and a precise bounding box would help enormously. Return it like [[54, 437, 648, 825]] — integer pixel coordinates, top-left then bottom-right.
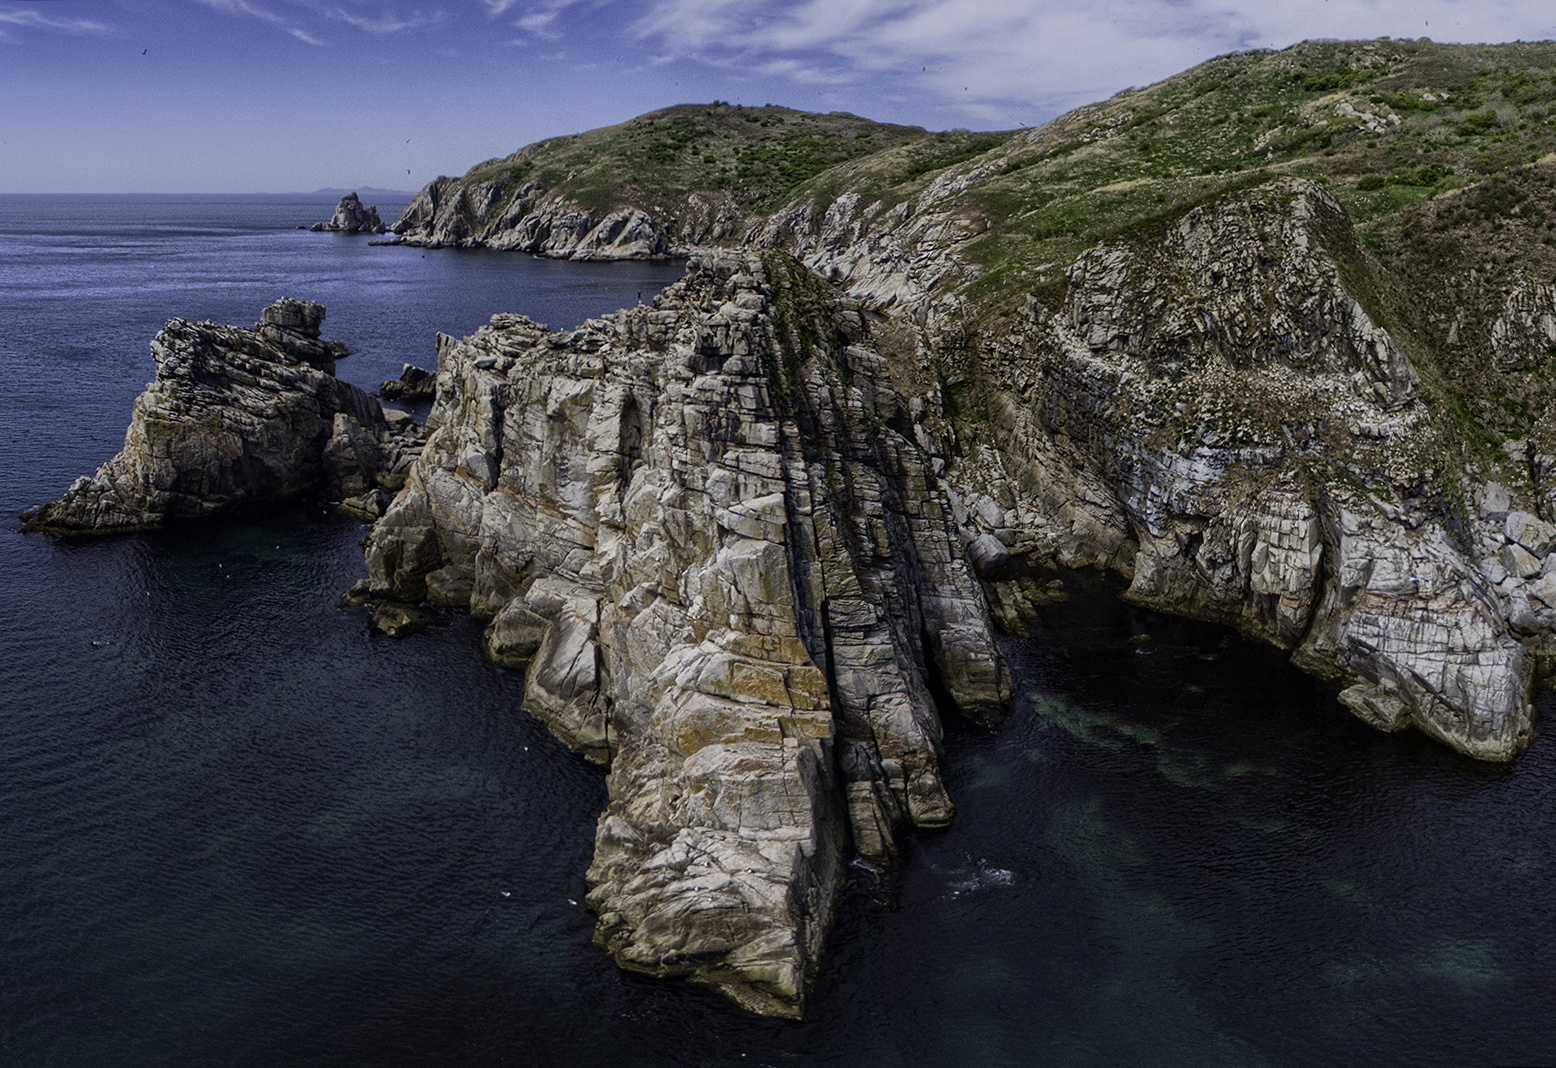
[[29, 37, 1556, 1017]]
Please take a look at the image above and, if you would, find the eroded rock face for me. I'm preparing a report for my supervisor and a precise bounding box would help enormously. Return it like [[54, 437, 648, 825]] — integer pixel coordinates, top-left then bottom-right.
[[310, 192, 387, 234], [391, 177, 699, 260], [361, 251, 1011, 1015], [23, 300, 422, 534], [945, 180, 1533, 760]]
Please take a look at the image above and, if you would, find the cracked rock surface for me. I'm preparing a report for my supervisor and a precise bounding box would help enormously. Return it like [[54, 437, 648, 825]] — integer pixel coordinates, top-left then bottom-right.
[[24, 299, 423, 533], [362, 251, 1011, 1015]]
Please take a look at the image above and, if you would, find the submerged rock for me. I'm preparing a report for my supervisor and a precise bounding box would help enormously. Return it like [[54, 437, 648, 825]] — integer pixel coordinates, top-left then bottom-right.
[[310, 191, 386, 234], [23, 300, 424, 534], [361, 251, 1011, 1016]]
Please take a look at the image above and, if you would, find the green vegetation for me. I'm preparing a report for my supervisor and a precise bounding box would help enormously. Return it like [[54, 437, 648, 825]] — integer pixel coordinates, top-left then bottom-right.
[[424, 39, 1556, 465], [455, 103, 943, 218]]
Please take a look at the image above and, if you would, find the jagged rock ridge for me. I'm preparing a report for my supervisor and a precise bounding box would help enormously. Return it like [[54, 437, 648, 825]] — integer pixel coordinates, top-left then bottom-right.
[[310, 192, 386, 234], [23, 299, 423, 533], [361, 251, 1010, 1016]]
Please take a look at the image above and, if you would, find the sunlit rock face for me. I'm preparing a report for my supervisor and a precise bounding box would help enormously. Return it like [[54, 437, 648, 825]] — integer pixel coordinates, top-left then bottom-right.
[[362, 251, 1011, 1016], [24, 299, 422, 534], [937, 180, 1531, 761]]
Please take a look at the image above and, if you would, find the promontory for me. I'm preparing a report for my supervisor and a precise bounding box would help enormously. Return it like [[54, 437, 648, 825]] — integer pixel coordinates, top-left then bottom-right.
[[29, 37, 1556, 1018]]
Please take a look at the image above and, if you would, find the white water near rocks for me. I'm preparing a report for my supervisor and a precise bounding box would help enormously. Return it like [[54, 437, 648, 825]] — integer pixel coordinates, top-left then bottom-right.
[[3, 195, 1554, 1066]]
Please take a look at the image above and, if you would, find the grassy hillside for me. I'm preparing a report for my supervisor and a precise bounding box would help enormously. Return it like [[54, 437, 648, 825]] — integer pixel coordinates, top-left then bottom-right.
[[452, 102, 994, 216], [779, 38, 1556, 317], [411, 40, 1556, 451], [759, 38, 1556, 456]]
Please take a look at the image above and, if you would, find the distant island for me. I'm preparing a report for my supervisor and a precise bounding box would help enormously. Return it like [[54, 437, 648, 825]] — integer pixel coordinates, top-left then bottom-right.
[[309, 186, 414, 198]]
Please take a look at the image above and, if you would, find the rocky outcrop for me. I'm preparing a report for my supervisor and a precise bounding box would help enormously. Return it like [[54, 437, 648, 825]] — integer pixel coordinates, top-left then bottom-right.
[[23, 299, 423, 534], [359, 251, 1010, 1015], [390, 176, 746, 260], [310, 192, 386, 234], [379, 363, 435, 402], [929, 180, 1532, 760]]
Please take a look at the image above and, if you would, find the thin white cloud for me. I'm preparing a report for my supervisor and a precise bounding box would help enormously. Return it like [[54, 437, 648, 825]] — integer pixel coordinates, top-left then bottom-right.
[[319, 5, 448, 33], [0, 7, 114, 34], [515, 10, 558, 35], [635, 0, 1556, 123], [190, 0, 326, 44]]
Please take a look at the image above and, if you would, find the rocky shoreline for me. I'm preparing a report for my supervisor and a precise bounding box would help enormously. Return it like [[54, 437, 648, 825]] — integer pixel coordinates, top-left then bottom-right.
[[26, 79, 1556, 1013]]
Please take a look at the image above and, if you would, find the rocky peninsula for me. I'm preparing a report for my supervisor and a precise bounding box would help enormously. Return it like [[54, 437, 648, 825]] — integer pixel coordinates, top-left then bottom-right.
[[29, 37, 1556, 1017]]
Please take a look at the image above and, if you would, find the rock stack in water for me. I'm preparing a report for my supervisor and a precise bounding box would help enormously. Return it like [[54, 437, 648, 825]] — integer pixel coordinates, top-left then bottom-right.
[[360, 251, 1011, 1016], [23, 299, 424, 533], [310, 192, 386, 234]]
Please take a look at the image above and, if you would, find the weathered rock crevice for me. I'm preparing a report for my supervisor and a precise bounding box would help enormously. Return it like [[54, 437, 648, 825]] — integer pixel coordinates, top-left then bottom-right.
[[359, 251, 1011, 1015]]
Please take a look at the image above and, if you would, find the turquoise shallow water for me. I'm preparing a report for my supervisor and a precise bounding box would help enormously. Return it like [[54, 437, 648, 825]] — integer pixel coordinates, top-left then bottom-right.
[[2, 196, 1554, 1067]]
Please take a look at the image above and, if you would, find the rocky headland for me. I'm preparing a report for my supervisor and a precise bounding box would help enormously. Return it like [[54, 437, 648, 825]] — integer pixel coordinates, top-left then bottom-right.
[[30, 37, 1556, 1017], [310, 191, 387, 234]]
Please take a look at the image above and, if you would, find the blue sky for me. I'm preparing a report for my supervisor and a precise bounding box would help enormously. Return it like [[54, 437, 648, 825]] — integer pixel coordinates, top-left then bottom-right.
[[3, 0, 1555, 192]]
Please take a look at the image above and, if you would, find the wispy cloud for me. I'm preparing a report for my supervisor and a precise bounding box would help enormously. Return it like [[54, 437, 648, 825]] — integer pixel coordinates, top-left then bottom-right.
[[496, 0, 601, 42], [634, 0, 1556, 123], [190, 0, 449, 44], [0, 7, 114, 36], [319, 5, 448, 34], [190, 0, 325, 45]]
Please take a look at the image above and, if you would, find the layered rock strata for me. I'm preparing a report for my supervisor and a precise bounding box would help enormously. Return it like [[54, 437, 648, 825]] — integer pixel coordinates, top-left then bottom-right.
[[925, 180, 1532, 760], [361, 251, 1011, 1015], [24, 299, 423, 534], [390, 176, 697, 259], [310, 192, 387, 234]]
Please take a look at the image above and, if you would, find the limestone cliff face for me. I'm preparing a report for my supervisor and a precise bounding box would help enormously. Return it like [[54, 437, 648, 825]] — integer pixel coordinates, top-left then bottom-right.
[[24, 300, 423, 534], [946, 181, 1531, 760], [361, 251, 1011, 1015], [390, 176, 744, 260]]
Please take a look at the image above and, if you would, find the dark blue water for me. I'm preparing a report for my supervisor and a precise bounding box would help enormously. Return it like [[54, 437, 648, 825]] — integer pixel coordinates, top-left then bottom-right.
[[3, 196, 1554, 1068]]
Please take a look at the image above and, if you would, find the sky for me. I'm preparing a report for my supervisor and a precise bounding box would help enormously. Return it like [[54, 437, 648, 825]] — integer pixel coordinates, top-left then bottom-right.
[[2, 0, 1556, 192]]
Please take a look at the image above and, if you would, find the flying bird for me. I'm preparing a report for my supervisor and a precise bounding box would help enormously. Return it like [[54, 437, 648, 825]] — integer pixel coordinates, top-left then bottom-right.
[[141, 49, 147, 55]]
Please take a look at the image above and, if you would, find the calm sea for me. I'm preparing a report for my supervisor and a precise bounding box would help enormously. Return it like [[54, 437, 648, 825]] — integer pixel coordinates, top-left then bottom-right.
[[2, 195, 1553, 1068]]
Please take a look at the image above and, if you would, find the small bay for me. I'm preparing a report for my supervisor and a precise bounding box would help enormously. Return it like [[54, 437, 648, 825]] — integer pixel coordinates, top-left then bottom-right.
[[1, 195, 1552, 1067]]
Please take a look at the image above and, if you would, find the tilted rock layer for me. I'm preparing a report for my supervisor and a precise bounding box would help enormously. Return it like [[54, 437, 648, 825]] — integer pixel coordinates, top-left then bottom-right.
[[362, 251, 1011, 1016], [24, 299, 422, 533], [1030, 183, 1534, 758], [746, 158, 1539, 763]]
